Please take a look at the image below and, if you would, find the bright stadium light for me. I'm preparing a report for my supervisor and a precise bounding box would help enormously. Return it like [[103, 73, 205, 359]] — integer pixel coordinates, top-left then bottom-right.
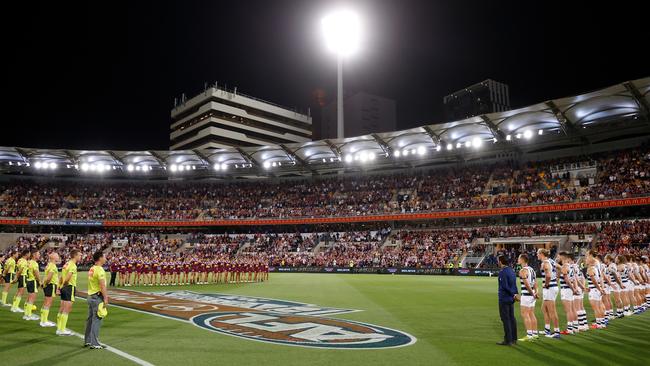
[[417, 146, 426, 155], [322, 9, 362, 139], [446, 143, 453, 151], [394, 150, 401, 158], [127, 164, 134, 172], [34, 161, 42, 169], [436, 145, 442, 152], [506, 134, 512, 141], [263, 161, 271, 169], [221, 163, 228, 171], [456, 142, 462, 149], [142, 164, 149, 172], [344, 154, 353, 163], [523, 130, 533, 139], [49, 162, 57, 170], [465, 140, 472, 148], [472, 137, 483, 148], [81, 163, 89, 171], [538, 129, 544, 135], [170, 164, 178, 172], [368, 152, 376, 160], [214, 163, 221, 171]]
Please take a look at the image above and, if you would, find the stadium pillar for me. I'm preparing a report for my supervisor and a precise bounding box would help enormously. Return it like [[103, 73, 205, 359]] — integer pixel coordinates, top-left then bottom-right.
[[337, 55, 344, 139]]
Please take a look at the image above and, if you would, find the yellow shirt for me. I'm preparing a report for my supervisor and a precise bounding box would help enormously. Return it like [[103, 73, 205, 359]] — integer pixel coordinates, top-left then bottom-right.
[[4, 257, 15, 274], [62, 261, 78, 287], [17, 258, 29, 277], [44, 262, 59, 285], [88, 265, 106, 295], [27, 260, 39, 281]]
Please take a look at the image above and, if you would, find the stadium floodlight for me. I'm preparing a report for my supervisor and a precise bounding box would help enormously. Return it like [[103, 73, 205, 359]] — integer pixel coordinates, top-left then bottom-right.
[[417, 146, 426, 156], [446, 143, 453, 151], [142, 165, 149, 172], [523, 130, 533, 139], [127, 164, 134, 172], [49, 162, 57, 170], [368, 152, 376, 160], [516, 133, 522, 139], [472, 137, 483, 148], [221, 163, 228, 171], [394, 150, 401, 157], [214, 163, 221, 171], [465, 140, 472, 148], [456, 142, 462, 149], [538, 129, 544, 135], [81, 163, 89, 171], [506, 134, 512, 141], [359, 152, 368, 162], [135, 166, 142, 171], [344, 154, 353, 163], [402, 149, 409, 157], [170, 164, 178, 172], [322, 9, 361, 139], [436, 145, 442, 152], [34, 161, 42, 169], [263, 161, 271, 169]]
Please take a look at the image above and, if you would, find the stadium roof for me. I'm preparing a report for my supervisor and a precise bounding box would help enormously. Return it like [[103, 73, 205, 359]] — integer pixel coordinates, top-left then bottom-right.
[[1, 77, 649, 179]]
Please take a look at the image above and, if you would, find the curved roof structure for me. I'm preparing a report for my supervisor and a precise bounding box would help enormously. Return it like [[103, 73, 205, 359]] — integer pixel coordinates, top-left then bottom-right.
[[1, 77, 648, 179]]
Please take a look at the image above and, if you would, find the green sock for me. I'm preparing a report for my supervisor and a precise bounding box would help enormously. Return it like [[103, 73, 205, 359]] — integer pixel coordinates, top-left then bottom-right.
[[24, 302, 32, 316], [12, 296, 21, 309], [60, 313, 69, 331], [1, 291, 7, 304], [41, 308, 49, 322]]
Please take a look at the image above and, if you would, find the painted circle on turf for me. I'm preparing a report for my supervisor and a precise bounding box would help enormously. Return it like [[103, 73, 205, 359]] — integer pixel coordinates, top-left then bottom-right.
[[191, 311, 416, 349]]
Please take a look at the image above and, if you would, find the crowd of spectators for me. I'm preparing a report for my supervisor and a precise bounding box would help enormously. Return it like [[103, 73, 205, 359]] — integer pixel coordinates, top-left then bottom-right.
[[0, 146, 648, 221]]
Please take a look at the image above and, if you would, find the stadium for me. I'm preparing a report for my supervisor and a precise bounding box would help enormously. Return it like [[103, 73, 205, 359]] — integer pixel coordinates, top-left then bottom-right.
[[2, 3, 650, 366]]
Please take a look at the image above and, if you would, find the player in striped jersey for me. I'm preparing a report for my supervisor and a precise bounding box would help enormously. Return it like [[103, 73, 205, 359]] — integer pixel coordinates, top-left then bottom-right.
[[586, 250, 607, 329], [616, 255, 634, 316], [557, 252, 578, 334], [517, 254, 539, 341], [643, 256, 650, 308], [631, 256, 648, 313], [627, 255, 644, 314], [596, 254, 615, 320], [573, 261, 588, 330], [537, 249, 560, 338], [605, 254, 625, 318]]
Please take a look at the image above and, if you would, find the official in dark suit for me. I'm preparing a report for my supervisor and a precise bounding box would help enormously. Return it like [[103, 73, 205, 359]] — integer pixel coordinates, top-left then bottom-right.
[[497, 255, 519, 345]]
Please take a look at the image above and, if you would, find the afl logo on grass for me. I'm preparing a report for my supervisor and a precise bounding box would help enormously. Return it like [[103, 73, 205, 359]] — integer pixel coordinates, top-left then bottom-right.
[[99, 289, 415, 349], [192, 311, 415, 349]]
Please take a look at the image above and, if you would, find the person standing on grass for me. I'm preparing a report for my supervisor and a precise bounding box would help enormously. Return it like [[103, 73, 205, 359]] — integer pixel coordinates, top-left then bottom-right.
[[40, 251, 60, 327], [85, 251, 109, 349], [57, 249, 81, 336], [497, 255, 519, 346]]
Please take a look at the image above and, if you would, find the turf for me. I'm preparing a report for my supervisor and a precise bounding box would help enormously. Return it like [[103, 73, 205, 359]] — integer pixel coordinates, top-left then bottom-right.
[[1, 273, 649, 366]]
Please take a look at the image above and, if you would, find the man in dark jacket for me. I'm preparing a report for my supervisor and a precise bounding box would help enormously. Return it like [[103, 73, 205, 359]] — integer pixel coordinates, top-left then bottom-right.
[[497, 255, 519, 345]]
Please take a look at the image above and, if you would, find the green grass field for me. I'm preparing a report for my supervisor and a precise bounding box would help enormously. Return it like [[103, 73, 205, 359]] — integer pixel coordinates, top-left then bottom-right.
[[1, 273, 649, 366]]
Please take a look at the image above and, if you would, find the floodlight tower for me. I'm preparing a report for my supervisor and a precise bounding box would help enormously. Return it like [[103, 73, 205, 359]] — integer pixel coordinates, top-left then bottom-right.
[[322, 9, 361, 139]]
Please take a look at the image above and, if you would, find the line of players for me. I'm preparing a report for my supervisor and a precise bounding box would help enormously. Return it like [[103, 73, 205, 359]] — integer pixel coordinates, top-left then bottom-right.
[[517, 249, 650, 341], [1, 248, 82, 336], [111, 257, 269, 286]]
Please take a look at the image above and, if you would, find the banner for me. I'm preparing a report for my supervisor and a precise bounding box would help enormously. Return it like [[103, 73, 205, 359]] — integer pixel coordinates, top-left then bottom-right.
[[28, 219, 103, 226], [268, 266, 499, 276]]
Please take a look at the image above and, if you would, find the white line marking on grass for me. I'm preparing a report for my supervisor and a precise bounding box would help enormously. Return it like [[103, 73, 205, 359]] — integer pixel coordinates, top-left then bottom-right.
[[69, 331, 155, 366]]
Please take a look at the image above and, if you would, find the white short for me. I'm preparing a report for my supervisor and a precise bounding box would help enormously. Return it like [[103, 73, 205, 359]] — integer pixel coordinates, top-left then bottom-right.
[[521, 295, 536, 308], [635, 285, 644, 291], [573, 289, 584, 301], [624, 282, 633, 292], [610, 283, 621, 293], [604, 286, 611, 295], [589, 289, 602, 301], [561, 288, 574, 301], [543, 287, 558, 301]]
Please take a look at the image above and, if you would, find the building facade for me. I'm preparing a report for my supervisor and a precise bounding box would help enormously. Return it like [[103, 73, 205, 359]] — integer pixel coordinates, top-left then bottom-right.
[[318, 92, 396, 139], [443, 79, 510, 121], [170, 87, 312, 150]]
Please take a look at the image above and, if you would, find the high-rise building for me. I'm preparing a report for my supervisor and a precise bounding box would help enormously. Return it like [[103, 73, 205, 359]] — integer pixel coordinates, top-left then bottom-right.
[[318, 92, 396, 139], [170, 87, 312, 150], [443, 79, 510, 121]]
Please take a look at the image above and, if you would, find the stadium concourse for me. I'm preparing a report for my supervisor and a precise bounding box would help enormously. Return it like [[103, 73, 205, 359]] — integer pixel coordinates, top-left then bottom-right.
[[1, 78, 650, 366]]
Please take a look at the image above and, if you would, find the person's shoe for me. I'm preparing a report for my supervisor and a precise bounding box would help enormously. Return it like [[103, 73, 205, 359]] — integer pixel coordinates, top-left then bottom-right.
[[590, 324, 599, 329], [560, 330, 570, 335], [27, 315, 40, 321], [45, 321, 56, 327], [496, 341, 511, 346], [552, 333, 561, 339], [83, 343, 91, 348], [56, 329, 73, 336], [1, 303, 10, 307], [40, 322, 55, 327], [22, 315, 30, 320], [90, 345, 107, 349]]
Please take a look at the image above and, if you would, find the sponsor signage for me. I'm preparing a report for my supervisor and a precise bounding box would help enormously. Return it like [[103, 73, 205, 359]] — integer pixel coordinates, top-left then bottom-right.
[[81, 289, 416, 349], [267, 266, 499, 276], [29, 219, 103, 226]]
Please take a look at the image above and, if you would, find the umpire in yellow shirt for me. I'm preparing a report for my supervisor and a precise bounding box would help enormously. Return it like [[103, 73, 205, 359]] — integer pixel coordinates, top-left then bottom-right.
[[85, 251, 109, 349]]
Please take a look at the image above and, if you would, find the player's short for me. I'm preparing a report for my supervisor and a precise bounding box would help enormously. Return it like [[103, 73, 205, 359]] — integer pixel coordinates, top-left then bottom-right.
[[561, 288, 574, 301], [635, 284, 644, 291], [543, 287, 558, 301], [43, 283, 57, 297], [60, 285, 75, 302], [26, 280, 38, 294], [573, 289, 583, 301], [610, 283, 621, 293], [588, 288, 602, 301], [604, 286, 611, 295], [624, 282, 634, 292], [17, 275, 26, 288], [4, 273, 14, 283], [520, 295, 536, 308]]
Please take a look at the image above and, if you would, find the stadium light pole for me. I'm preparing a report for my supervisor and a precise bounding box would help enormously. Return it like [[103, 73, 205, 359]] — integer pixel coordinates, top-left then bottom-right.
[[322, 9, 361, 139]]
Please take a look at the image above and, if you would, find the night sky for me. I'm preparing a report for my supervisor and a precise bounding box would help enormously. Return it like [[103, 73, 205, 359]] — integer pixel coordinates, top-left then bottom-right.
[[5, 0, 647, 151]]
